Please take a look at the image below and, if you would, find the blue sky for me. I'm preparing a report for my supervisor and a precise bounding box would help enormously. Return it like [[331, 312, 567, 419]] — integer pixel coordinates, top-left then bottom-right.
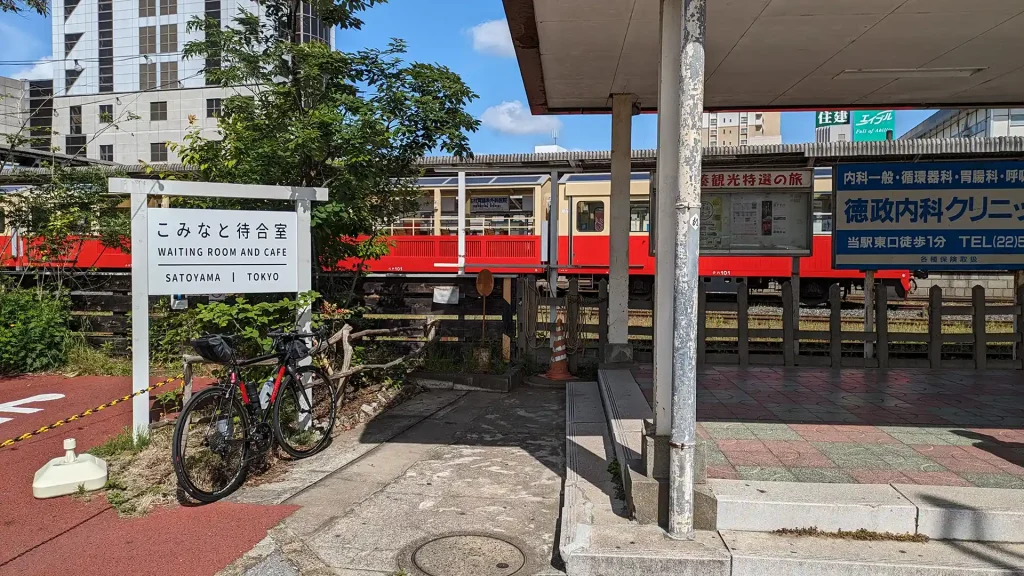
[[0, 0, 937, 154]]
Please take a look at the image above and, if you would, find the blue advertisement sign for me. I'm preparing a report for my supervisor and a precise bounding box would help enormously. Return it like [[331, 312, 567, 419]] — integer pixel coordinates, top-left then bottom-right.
[[834, 161, 1024, 270]]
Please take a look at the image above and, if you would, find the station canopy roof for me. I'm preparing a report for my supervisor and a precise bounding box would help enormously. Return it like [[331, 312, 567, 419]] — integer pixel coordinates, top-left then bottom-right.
[[503, 0, 1024, 113]]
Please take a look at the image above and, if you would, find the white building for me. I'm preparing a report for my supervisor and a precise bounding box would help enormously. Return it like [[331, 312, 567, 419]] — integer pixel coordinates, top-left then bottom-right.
[[903, 109, 1024, 139], [49, 0, 332, 164], [1, 77, 54, 150]]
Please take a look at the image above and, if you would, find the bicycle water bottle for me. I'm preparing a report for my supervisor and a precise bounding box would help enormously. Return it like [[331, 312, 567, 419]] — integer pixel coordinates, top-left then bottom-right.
[[258, 377, 274, 409]]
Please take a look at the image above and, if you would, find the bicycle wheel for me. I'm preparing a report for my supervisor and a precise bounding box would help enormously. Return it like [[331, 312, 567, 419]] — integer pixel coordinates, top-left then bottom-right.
[[273, 365, 336, 458], [172, 386, 250, 502]]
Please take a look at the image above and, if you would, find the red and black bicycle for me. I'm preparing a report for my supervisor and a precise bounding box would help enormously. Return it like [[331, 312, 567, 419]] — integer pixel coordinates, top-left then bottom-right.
[[171, 329, 337, 502]]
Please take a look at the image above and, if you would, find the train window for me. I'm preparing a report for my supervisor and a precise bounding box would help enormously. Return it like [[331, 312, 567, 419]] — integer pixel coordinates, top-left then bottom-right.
[[576, 200, 605, 233], [630, 200, 650, 232]]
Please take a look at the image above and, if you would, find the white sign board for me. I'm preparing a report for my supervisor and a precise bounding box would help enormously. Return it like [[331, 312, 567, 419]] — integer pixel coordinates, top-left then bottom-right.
[[148, 208, 298, 295], [470, 196, 509, 213]]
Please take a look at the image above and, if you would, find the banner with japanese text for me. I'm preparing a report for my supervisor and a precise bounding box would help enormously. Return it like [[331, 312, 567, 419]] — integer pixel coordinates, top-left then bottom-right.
[[834, 162, 1024, 270], [698, 170, 812, 255], [148, 208, 299, 295]]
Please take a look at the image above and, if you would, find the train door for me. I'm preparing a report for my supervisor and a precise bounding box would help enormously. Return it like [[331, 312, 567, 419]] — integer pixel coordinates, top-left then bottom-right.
[[568, 196, 608, 266]]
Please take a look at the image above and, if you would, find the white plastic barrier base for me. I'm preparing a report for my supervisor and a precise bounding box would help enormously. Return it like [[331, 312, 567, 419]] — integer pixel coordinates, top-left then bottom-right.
[[32, 438, 108, 499]]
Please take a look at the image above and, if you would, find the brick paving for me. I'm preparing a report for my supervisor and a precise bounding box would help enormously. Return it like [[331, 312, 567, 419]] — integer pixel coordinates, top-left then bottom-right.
[[633, 365, 1024, 488]]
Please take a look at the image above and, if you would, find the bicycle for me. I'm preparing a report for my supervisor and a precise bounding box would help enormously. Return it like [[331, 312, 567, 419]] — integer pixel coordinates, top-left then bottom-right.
[[171, 329, 337, 502]]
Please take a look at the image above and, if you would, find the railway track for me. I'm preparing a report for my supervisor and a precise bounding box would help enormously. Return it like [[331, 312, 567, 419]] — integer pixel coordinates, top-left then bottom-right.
[[705, 310, 1014, 330]]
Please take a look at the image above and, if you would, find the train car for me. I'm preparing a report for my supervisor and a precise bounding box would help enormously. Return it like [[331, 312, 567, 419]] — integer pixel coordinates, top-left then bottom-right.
[[1, 169, 912, 304], [555, 168, 911, 303]]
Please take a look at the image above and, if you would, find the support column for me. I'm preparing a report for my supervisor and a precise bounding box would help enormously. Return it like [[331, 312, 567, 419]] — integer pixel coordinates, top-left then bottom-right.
[[607, 94, 636, 363], [792, 257, 800, 358], [432, 188, 442, 236], [549, 170, 560, 346], [668, 0, 705, 541], [457, 171, 466, 275], [651, 0, 682, 459], [129, 192, 150, 439]]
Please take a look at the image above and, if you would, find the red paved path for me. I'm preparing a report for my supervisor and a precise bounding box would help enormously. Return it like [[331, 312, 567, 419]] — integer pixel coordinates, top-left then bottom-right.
[[0, 374, 295, 576]]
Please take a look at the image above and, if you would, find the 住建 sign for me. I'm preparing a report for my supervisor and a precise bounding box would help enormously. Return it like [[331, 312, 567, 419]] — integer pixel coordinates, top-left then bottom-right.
[[852, 110, 896, 141], [815, 110, 850, 128], [148, 208, 298, 295], [698, 170, 812, 256], [834, 162, 1024, 270]]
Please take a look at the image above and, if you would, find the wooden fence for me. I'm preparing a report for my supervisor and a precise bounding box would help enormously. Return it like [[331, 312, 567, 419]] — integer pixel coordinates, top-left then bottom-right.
[[697, 280, 1024, 370]]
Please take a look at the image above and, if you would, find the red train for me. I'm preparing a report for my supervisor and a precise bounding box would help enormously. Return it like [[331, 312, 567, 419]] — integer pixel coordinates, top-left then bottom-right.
[[0, 168, 912, 303]]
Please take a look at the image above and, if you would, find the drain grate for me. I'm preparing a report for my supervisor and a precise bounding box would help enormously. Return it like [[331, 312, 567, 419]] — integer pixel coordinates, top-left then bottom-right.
[[413, 534, 526, 576]]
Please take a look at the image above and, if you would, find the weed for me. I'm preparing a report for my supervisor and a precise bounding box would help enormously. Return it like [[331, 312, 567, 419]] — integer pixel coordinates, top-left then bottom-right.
[[607, 460, 626, 502], [155, 388, 184, 415], [62, 333, 132, 376], [88, 427, 150, 459], [773, 527, 929, 543], [391, 570, 408, 576]]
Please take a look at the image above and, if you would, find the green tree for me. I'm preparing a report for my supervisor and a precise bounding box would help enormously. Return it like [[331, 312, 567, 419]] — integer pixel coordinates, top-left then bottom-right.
[[177, 0, 479, 273], [0, 0, 47, 15]]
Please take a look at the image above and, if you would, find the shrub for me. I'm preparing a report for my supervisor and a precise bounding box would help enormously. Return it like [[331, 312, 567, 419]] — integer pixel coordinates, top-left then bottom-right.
[[0, 288, 71, 374]]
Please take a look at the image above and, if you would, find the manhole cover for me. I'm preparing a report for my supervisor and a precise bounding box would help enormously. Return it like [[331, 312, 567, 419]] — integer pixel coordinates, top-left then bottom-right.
[[413, 535, 526, 576]]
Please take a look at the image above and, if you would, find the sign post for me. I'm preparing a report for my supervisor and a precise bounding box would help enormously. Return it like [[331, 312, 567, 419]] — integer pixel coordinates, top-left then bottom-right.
[[111, 179, 327, 439], [833, 161, 1024, 271]]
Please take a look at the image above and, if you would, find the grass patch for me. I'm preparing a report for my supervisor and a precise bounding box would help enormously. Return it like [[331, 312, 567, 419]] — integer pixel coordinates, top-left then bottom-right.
[[773, 527, 929, 543], [607, 459, 626, 502], [62, 334, 132, 377], [89, 426, 177, 517], [88, 426, 151, 459]]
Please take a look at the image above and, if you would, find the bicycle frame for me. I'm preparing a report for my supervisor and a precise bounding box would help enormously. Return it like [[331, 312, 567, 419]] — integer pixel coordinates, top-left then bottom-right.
[[221, 350, 312, 430]]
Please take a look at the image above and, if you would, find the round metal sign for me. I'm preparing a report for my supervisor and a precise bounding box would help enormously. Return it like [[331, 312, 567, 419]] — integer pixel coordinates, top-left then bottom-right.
[[476, 269, 494, 297]]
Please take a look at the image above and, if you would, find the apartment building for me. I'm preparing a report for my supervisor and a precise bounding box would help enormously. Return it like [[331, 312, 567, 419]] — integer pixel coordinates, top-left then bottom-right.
[[1, 77, 55, 151], [49, 0, 332, 164], [702, 112, 782, 147]]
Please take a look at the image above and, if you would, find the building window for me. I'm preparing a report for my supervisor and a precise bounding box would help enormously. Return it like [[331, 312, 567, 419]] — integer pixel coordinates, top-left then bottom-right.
[[64, 0, 80, 18], [139, 26, 156, 54], [151, 142, 168, 162], [65, 68, 81, 91], [1011, 113, 1024, 127], [139, 0, 155, 16], [65, 136, 87, 156], [206, 98, 221, 118], [160, 61, 178, 88], [837, 133, 847, 142], [575, 201, 605, 233], [98, 0, 113, 92], [99, 104, 113, 123], [150, 101, 167, 121], [204, 0, 222, 86], [64, 33, 83, 54], [100, 144, 114, 162], [159, 0, 176, 15], [160, 24, 177, 53], [69, 105, 82, 135], [139, 62, 156, 90], [630, 200, 650, 233]]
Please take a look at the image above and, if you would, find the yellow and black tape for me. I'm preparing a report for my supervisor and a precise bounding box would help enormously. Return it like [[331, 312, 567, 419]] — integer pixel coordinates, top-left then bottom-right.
[[0, 374, 184, 449]]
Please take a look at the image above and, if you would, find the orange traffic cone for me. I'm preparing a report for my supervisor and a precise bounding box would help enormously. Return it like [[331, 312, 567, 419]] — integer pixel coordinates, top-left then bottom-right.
[[544, 318, 575, 381]]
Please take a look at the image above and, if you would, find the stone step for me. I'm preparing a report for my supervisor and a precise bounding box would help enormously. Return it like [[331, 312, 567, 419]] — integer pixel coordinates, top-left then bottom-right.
[[894, 484, 1024, 543], [723, 530, 1024, 575], [707, 479, 918, 534], [561, 381, 632, 564]]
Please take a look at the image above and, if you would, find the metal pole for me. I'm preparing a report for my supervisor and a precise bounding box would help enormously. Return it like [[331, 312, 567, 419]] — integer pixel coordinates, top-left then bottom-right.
[[792, 257, 800, 358], [457, 171, 466, 275], [129, 191, 150, 440], [653, 0, 682, 438], [864, 271, 874, 359], [550, 170, 560, 346], [668, 0, 705, 541]]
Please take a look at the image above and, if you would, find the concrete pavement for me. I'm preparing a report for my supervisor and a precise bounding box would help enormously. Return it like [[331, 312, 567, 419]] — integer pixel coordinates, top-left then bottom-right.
[[221, 387, 567, 576]]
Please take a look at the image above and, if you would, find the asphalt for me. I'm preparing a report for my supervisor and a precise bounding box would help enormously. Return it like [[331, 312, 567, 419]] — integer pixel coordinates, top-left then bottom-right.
[[0, 373, 295, 576]]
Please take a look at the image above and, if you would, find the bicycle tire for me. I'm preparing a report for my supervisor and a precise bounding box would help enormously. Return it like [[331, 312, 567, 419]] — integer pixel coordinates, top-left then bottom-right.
[[172, 386, 250, 503], [273, 365, 337, 458]]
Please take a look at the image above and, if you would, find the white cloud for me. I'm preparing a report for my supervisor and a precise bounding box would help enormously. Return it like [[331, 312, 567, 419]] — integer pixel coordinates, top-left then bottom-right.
[[11, 58, 54, 81], [480, 100, 563, 136], [469, 19, 515, 58]]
